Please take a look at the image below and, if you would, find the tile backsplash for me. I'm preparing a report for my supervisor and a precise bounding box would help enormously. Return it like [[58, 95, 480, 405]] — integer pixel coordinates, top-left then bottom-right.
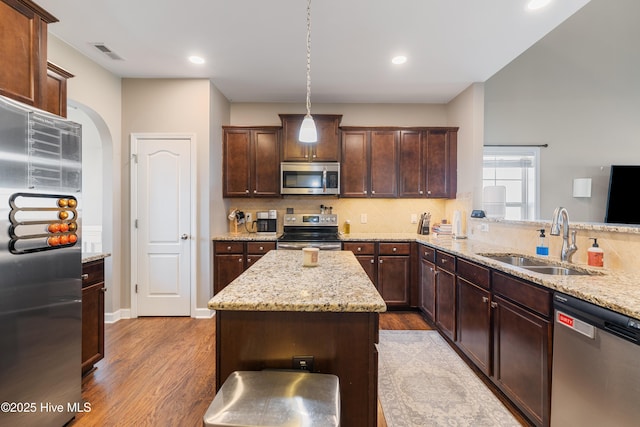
[[226, 197, 450, 234]]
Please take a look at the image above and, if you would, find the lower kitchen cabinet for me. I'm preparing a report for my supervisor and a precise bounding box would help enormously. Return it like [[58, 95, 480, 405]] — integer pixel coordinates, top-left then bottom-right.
[[213, 241, 275, 294], [344, 241, 413, 308], [435, 251, 456, 340], [492, 273, 552, 427], [418, 244, 436, 321], [456, 258, 492, 375], [82, 259, 105, 375]]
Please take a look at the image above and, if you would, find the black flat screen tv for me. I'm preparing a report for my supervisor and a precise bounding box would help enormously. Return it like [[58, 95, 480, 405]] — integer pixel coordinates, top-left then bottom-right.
[[604, 165, 640, 225]]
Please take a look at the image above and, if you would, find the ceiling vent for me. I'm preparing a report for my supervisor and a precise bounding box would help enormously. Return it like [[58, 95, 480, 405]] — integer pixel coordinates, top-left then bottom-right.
[[91, 43, 124, 60]]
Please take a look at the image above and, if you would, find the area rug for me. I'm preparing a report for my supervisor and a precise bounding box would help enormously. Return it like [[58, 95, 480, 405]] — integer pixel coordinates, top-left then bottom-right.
[[378, 330, 522, 427]]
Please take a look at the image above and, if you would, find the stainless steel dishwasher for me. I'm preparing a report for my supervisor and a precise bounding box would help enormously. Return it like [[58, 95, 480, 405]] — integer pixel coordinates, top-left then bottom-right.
[[551, 292, 640, 427]]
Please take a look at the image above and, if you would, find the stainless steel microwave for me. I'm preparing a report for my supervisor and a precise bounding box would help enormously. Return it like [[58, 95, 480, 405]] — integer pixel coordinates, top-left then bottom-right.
[[281, 162, 340, 195]]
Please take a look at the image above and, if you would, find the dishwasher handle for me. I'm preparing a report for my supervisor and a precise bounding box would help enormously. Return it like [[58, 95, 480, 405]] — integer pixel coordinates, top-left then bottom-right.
[[554, 292, 640, 346]]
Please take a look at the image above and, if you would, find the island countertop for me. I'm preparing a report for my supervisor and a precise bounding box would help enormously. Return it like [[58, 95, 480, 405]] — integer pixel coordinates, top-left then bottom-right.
[[208, 250, 387, 313]]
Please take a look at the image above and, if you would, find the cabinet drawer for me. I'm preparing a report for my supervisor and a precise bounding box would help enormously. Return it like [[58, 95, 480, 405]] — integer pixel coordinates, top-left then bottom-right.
[[246, 241, 276, 254], [457, 258, 490, 290], [492, 272, 552, 318], [82, 260, 104, 288], [420, 245, 436, 262], [436, 251, 456, 272], [214, 242, 244, 254], [379, 242, 411, 255], [343, 242, 376, 255]]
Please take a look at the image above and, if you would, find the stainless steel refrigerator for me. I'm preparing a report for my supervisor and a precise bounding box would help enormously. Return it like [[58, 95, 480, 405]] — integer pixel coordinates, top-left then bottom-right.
[[0, 95, 82, 426]]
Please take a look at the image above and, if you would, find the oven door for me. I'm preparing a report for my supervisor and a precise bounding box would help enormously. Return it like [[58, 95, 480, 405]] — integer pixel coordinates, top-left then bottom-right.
[[281, 162, 339, 195]]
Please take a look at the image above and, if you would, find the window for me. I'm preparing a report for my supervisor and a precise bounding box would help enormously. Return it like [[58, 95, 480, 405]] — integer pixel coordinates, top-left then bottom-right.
[[483, 146, 540, 220]]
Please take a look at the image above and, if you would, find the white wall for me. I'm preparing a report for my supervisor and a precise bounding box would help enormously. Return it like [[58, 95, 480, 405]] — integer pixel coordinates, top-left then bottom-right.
[[121, 78, 213, 310], [484, 0, 640, 222], [47, 35, 123, 315]]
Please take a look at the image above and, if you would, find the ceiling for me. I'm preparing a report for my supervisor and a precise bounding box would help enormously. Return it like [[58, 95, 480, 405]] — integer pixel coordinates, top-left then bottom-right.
[[38, 0, 591, 104]]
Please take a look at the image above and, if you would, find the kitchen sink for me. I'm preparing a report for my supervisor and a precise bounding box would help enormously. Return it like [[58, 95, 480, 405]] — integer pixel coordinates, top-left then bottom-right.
[[478, 253, 598, 276]]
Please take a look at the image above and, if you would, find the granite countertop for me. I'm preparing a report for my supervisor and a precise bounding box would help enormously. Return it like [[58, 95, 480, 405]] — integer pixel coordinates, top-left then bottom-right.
[[208, 250, 387, 313], [413, 235, 640, 320], [212, 232, 279, 241], [82, 252, 111, 263], [211, 232, 640, 319]]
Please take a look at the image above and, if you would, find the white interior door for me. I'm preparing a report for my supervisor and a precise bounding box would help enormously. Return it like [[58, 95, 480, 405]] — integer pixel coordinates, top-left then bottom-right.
[[132, 135, 192, 316]]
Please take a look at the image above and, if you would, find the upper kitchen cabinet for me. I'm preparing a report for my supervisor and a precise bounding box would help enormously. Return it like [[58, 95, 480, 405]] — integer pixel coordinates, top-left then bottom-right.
[[424, 128, 457, 198], [223, 126, 281, 198], [280, 114, 342, 162], [398, 128, 458, 199], [0, 0, 58, 111], [45, 62, 74, 118], [341, 128, 398, 198]]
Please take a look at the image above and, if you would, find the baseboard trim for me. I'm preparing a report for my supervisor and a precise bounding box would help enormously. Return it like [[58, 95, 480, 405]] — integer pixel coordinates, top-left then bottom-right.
[[194, 308, 215, 319], [105, 309, 131, 324]]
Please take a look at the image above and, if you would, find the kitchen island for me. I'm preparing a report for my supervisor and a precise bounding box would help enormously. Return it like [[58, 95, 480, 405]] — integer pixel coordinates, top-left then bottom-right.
[[208, 250, 386, 427]]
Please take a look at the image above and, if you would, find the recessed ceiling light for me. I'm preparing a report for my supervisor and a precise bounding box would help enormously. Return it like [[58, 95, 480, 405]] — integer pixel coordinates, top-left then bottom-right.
[[392, 55, 407, 65], [527, 0, 552, 11], [188, 55, 205, 65]]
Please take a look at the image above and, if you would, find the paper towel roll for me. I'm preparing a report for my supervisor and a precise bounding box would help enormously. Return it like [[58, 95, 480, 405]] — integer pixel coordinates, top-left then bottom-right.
[[453, 210, 462, 236]]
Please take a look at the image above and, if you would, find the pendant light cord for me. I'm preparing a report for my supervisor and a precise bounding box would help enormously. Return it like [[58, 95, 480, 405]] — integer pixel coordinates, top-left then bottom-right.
[[305, 0, 312, 117]]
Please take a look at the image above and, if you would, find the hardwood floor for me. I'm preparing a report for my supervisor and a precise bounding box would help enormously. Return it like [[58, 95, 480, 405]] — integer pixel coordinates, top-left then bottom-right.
[[68, 311, 428, 427]]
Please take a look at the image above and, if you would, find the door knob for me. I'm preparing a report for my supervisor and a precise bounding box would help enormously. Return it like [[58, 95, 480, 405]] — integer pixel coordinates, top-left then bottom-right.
[[181, 234, 189, 240]]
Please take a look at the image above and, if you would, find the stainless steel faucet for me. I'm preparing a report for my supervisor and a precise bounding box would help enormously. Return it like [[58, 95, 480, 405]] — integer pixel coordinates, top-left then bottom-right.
[[550, 207, 577, 262]]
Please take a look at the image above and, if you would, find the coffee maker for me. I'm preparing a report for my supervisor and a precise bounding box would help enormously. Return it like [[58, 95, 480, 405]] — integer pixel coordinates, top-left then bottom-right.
[[256, 211, 277, 233]]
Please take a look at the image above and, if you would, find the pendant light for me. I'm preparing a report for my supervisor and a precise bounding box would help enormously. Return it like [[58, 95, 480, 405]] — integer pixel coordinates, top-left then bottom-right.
[[299, 0, 318, 143]]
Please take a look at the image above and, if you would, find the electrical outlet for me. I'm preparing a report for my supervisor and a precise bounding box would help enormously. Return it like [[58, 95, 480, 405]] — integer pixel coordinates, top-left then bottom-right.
[[245, 213, 252, 223], [411, 214, 418, 224], [360, 213, 368, 224], [293, 356, 314, 372]]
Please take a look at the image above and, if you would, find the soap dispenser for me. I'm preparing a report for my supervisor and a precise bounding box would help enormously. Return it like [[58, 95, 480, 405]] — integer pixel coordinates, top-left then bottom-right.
[[536, 229, 549, 256], [587, 238, 604, 267]]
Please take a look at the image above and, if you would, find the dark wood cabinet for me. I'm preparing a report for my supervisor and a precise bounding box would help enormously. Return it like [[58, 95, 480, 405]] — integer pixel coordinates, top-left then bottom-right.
[[213, 241, 276, 293], [425, 129, 457, 198], [222, 127, 280, 198], [343, 242, 377, 283], [343, 241, 412, 308], [435, 251, 456, 340], [0, 0, 71, 117], [82, 259, 105, 375], [45, 62, 73, 117], [370, 131, 398, 197], [280, 114, 342, 162], [378, 243, 410, 306], [340, 128, 398, 198], [491, 272, 552, 427], [340, 130, 369, 197], [418, 244, 436, 321], [398, 130, 424, 197]]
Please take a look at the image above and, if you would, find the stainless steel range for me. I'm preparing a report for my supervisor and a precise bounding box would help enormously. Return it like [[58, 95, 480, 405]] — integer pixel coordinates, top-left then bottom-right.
[[277, 213, 341, 250]]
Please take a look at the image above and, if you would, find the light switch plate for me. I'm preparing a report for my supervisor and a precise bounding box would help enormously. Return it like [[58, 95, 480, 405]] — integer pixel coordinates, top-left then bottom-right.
[[360, 213, 368, 224]]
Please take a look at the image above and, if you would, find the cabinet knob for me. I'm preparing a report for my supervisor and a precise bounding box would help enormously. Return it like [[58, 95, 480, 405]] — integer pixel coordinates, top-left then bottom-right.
[[429, 267, 434, 272], [227, 246, 232, 251], [491, 302, 498, 309], [312, 154, 317, 158], [371, 190, 376, 194], [253, 190, 257, 194], [379, 259, 383, 264], [392, 247, 397, 252], [81, 274, 89, 280], [259, 246, 264, 251], [100, 288, 107, 293], [238, 258, 243, 262], [363, 190, 367, 194], [247, 259, 252, 263], [357, 247, 362, 252], [245, 189, 249, 193], [482, 296, 489, 303], [427, 190, 432, 195], [419, 190, 424, 195], [370, 259, 375, 264]]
